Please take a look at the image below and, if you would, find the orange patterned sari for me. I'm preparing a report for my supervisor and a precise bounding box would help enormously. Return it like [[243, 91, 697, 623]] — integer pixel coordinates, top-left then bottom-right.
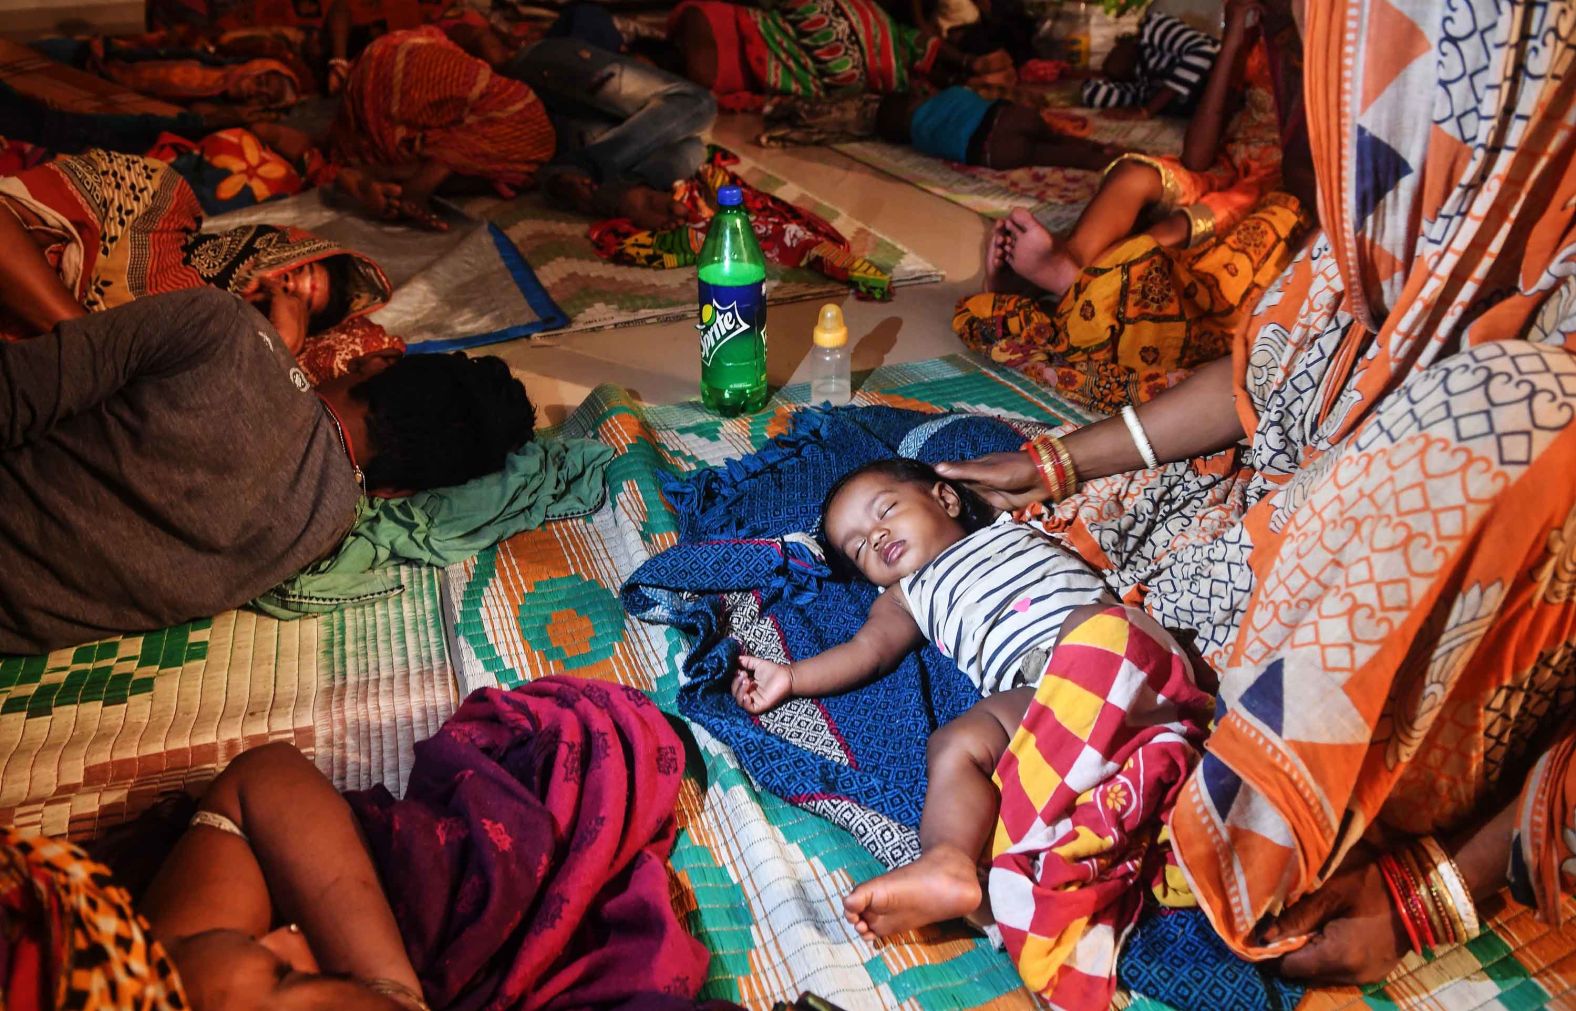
[[1157, 0, 1576, 959]]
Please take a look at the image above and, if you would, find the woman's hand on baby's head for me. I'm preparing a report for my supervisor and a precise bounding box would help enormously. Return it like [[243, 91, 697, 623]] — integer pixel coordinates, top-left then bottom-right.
[[935, 452, 1045, 512], [731, 654, 795, 714]]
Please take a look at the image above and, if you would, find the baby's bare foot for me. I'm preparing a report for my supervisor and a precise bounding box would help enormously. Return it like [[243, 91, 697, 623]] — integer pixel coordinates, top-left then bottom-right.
[[843, 845, 982, 939]]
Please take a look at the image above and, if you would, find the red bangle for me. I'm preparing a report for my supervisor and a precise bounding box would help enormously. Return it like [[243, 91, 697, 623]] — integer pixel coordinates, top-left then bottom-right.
[[1396, 850, 1438, 950], [1020, 438, 1064, 500], [1405, 845, 1449, 952], [1377, 853, 1424, 953]]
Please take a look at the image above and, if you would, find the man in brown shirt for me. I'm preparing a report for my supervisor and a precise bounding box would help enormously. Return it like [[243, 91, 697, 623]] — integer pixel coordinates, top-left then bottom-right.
[[0, 287, 534, 653]]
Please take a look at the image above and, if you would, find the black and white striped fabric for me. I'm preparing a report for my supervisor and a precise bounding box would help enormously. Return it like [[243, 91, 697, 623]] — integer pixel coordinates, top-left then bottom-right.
[[1081, 10, 1219, 112], [899, 516, 1113, 696]]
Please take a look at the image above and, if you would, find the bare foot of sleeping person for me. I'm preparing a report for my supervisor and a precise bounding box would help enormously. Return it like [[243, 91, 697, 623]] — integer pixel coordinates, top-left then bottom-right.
[[844, 844, 982, 939], [1003, 208, 1081, 298]]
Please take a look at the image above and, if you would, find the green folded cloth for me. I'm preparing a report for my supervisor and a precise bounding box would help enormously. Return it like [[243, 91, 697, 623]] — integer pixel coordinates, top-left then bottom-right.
[[251, 437, 613, 618]]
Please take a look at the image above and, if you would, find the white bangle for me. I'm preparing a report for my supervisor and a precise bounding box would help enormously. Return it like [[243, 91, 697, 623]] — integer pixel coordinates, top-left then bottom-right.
[[1120, 405, 1160, 469]]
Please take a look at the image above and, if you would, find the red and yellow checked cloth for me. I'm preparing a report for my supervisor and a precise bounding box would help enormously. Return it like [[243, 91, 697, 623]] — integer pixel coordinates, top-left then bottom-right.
[[987, 607, 1212, 1007]]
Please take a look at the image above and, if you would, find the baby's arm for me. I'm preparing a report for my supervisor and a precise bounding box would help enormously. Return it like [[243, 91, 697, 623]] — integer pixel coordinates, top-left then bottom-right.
[[731, 589, 925, 714]]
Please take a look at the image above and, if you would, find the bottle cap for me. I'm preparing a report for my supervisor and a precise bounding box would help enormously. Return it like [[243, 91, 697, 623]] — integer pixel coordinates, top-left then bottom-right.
[[717, 185, 744, 207], [812, 303, 847, 348]]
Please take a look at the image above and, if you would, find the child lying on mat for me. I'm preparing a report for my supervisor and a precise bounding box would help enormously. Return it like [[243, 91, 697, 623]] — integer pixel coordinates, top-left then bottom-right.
[[729, 457, 1120, 936], [875, 87, 1125, 172]]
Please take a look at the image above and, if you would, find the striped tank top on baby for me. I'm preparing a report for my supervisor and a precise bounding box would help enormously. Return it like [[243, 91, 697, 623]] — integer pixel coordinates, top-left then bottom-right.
[[899, 515, 1113, 695]]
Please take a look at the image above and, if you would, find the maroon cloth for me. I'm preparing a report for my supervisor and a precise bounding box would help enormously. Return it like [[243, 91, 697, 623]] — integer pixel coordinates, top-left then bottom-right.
[[346, 677, 708, 1011]]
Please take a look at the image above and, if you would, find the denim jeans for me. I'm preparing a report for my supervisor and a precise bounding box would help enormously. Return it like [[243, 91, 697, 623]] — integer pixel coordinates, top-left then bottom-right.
[[505, 39, 717, 190]]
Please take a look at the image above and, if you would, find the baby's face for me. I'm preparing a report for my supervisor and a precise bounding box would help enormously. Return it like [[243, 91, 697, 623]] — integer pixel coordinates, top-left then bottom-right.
[[823, 473, 968, 587]]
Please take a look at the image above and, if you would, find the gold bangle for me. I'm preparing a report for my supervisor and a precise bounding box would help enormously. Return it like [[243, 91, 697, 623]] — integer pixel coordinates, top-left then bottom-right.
[[1022, 436, 1066, 501], [1050, 435, 1080, 496], [1418, 853, 1459, 945], [1418, 835, 1480, 940], [1394, 845, 1448, 947]]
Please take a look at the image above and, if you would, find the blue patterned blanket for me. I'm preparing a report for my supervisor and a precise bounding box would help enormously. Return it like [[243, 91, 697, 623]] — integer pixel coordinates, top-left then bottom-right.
[[622, 405, 1037, 867], [1119, 908, 1307, 1011]]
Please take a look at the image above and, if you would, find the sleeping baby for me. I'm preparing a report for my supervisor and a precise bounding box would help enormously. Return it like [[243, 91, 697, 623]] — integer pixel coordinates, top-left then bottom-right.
[[727, 456, 1119, 937]]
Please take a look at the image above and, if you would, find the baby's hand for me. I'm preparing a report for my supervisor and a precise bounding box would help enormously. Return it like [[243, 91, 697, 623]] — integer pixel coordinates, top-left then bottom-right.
[[731, 654, 795, 714]]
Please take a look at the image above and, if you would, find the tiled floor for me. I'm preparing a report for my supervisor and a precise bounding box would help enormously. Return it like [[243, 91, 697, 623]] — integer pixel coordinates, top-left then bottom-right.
[[493, 113, 998, 425]]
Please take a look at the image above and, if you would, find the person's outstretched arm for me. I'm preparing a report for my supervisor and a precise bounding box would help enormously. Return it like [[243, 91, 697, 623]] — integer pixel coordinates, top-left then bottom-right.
[[936, 354, 1245, 510], [732, 589, 925, 712], [1180, 0, 1260, 172], [140, 742, 423, 994]]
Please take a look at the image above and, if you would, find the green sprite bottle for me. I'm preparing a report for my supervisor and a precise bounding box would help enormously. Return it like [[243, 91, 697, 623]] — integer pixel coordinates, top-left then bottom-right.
[[697, 184, 768, 415]]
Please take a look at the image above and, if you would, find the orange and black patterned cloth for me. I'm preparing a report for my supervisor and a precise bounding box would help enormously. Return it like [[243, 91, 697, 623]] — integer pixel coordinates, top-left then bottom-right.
[[331, 26, 554, 196], [1006, 0, 1576, 971], [953, 192, 1309, 413], [0, 827, 186, 1011]]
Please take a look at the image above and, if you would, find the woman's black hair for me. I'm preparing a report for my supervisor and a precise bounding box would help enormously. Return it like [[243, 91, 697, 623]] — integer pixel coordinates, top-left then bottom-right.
[[818, 457, 997, 573], [356, 352, 537, 491], [309, 254, 356, 335]]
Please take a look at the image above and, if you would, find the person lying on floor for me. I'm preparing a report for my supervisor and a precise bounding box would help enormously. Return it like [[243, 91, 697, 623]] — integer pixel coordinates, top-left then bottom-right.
[[0, 147, 391, 351], [328, 25, 556, 230], [325, 21, 710, 231], [0, 287, 534, 654], [85, 31, 309, 116], [985, 0, 1299, 299], [874, 85, 1127, 171], [1080, 7, 1220, 118], [728, 458, 1209, 936], [500, 3, 718, 231], [6, 677, 709, 1009], [0, 85, 335, 217]]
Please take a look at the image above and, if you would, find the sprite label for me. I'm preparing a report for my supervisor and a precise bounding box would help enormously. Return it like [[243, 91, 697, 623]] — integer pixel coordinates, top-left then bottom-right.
[[697, 280, 766, 369]]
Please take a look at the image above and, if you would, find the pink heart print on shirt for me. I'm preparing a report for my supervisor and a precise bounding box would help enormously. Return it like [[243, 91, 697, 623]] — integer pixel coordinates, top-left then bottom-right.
[[1012, 597, 1033, 613]]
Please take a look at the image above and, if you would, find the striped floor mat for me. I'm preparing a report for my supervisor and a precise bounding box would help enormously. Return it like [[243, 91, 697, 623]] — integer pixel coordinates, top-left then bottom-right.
[[0, 566, 456, 840], [484, 148, 943, 336], [447, 351, 1576, 1010]]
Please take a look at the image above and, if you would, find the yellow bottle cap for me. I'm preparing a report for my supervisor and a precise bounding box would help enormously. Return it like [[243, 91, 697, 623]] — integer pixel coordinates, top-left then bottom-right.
[[812, 303, 847, 348]]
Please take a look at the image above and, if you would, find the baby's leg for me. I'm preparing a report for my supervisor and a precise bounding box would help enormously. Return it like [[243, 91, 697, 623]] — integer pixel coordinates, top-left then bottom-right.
[[844, 687, 1035, 939]]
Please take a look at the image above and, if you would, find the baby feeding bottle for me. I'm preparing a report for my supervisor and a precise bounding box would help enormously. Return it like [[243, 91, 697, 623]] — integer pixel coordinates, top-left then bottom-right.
[[809, 303, 850, 406]]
